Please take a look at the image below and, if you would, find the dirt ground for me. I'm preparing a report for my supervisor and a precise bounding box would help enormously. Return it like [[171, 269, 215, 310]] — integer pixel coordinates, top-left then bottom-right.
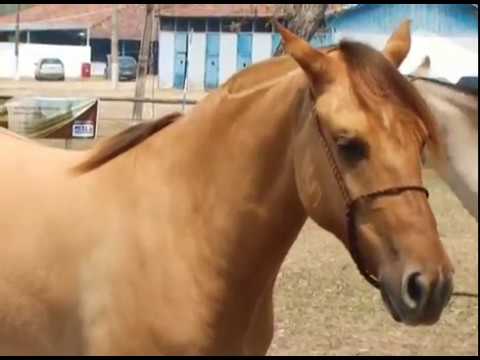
[[1, 79, 478, 355]]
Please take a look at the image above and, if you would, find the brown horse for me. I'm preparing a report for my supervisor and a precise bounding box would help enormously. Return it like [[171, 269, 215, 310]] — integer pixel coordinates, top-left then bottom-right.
[[0, 20, 454, 355]]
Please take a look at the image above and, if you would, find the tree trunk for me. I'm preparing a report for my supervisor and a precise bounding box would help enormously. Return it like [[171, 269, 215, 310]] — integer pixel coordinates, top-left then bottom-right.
[[132, 4, 154, 122], [273, 4, 328, 56]]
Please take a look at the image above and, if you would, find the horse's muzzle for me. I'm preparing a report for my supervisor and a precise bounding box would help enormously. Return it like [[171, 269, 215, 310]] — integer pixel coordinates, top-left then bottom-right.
[[380, 267, 454, 326]]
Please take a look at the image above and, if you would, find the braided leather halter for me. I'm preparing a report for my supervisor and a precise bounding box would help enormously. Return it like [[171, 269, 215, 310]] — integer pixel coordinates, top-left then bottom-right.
[[313, 112, 430, 289]]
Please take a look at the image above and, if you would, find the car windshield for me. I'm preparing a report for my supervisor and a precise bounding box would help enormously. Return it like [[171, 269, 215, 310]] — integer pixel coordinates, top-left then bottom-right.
[[43, 59, 62, 65], [119, 58, 136, 66]]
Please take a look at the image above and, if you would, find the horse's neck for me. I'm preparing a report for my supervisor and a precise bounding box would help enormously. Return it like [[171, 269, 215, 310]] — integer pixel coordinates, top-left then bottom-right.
[[137, 72, 309, 309], [417, 82, 478, 220]]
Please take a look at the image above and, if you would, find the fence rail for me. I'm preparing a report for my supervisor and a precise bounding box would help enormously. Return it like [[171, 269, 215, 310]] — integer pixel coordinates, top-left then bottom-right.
[[1, 95, 198, 105], [98, 96, 198, 105]]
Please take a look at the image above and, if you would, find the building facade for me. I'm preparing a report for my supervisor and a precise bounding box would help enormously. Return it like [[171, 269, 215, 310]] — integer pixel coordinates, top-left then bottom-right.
[[157, 4, 478, 90], [156, 4, 282, 90], [0, 4, 147, 79]]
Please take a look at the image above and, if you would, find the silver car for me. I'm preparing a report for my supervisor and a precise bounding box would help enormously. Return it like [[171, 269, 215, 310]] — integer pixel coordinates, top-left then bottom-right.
[[34, 58, 65, 81]]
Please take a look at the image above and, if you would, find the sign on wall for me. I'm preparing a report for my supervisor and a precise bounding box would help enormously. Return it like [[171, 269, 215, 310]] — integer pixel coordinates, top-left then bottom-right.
[[0, 96, 98, 139]]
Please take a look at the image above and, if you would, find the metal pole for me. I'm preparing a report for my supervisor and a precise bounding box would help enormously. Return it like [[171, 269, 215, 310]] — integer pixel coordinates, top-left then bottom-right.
[[14, 4, 20, 80], [150, 10, 157, 120], [111, 4, 119, 89], [86, 27, 90, 47], [182, 28, 193, 112]]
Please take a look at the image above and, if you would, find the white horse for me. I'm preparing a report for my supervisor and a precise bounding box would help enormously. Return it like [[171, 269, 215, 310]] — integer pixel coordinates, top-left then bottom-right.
[[409, 57, 478, 220]]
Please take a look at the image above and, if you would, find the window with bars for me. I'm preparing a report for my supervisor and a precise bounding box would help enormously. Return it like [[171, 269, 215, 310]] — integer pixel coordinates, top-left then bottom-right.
[[207, 18, 220, 32], [158, 16, 278, 33], [254, 18, 273, 32], [159, 16, 175, 31]]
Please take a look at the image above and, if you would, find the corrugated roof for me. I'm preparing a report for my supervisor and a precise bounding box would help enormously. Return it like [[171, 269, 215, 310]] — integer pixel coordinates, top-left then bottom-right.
[[155, 4, 275, 18], [0, 4, 144, 40], [0, 4, 114, 28], [90, 5, 146, 40], [0, 4, 365, 41], [154, 4, 353, 18]]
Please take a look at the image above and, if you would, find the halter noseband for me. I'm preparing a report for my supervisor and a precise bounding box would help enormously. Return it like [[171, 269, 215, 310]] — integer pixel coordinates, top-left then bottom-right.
[[313, 112, 429, 289]]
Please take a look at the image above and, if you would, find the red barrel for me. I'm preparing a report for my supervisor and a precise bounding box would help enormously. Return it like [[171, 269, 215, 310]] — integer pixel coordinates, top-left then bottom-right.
[[81, 63, 91, 78]]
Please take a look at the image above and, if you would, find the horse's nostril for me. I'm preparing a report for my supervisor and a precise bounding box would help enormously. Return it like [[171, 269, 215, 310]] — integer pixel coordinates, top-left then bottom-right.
[[407, 272, 423, 302], [402, 271, 427, 309]]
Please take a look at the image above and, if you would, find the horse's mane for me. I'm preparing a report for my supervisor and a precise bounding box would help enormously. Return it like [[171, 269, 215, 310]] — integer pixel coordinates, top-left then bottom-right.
[[72, 111, 181, 175], [338, 40, 444, 158], [71, 40, 443, 175], [224, 40, 442, 158]]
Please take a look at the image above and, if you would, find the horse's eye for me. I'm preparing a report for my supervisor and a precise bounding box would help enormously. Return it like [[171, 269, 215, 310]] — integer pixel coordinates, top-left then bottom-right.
[[336, 136, 369, 163]]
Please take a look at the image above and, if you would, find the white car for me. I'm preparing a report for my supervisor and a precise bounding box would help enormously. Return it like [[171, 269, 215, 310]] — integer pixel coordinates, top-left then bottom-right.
[[34, 58, 65, 81]]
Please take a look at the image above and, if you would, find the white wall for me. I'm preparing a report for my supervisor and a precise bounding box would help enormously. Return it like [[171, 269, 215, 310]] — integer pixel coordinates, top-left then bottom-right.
[[219, 33, 237, 85], [0, 43, 15, 78], [403, 35, 477, 82], [334, 31, 478, 83], [91, 61, 106, 77], [0, 43, 90, 79], [187, 32, 206, 91], [252, 33, 272, 64], [158, 31, 175, 89]]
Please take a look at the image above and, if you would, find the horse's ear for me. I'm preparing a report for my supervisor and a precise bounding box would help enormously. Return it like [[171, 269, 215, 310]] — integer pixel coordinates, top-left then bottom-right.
[[411, 56, 431, 77], [383, 19, 412, 68], [273, 19, 333, 88]]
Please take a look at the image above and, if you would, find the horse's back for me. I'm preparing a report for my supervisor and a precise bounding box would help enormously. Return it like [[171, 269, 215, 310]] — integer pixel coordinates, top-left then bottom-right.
[[0, 127, 96, 241], [0, 128, 88, 179], [0, 130, 99, 354]]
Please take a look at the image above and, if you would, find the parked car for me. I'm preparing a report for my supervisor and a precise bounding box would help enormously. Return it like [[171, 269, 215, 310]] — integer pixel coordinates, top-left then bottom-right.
[[34, 58, 65, 81], [105, 55, 137, 81]]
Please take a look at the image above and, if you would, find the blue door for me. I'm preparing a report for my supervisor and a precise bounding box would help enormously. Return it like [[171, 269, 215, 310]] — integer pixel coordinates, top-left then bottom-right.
[[204, 33, 220, 89], [174, 32, 188, 89], [236, 33, 252, 71], [271, 33, 281, 56]]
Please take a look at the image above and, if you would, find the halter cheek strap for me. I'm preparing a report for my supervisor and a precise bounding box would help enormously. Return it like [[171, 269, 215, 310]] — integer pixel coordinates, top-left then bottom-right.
[[313, 112, 429, 289]]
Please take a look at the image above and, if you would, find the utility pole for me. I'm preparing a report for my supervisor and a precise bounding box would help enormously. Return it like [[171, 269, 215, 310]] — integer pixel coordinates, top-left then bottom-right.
[[111, 4, 119, 89], [181, 28, 193, 113], [132, 4, 154, 122], [150, 8, 158, 120], [14, 4, 20, 80]]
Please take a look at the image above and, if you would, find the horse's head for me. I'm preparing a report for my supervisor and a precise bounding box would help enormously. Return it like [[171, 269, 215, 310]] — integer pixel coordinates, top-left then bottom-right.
[[411, 56, 432, 78], [278, 20, 454, 326]]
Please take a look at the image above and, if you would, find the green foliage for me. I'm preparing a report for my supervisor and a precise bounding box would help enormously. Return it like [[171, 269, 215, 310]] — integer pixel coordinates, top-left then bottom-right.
[[0, 4, 34, 16]]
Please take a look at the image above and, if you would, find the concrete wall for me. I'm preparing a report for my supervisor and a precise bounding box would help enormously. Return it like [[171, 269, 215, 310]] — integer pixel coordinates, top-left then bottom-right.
[[91, 61, 106, 77], [0, 43, 91, 79]]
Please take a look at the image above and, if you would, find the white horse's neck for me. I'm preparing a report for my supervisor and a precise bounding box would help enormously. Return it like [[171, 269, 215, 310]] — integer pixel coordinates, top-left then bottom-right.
[[415, 80, 478, 220]]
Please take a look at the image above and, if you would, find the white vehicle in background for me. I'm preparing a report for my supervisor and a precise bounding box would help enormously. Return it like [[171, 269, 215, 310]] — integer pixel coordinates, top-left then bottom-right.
[[34, 58, 65, 81]]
